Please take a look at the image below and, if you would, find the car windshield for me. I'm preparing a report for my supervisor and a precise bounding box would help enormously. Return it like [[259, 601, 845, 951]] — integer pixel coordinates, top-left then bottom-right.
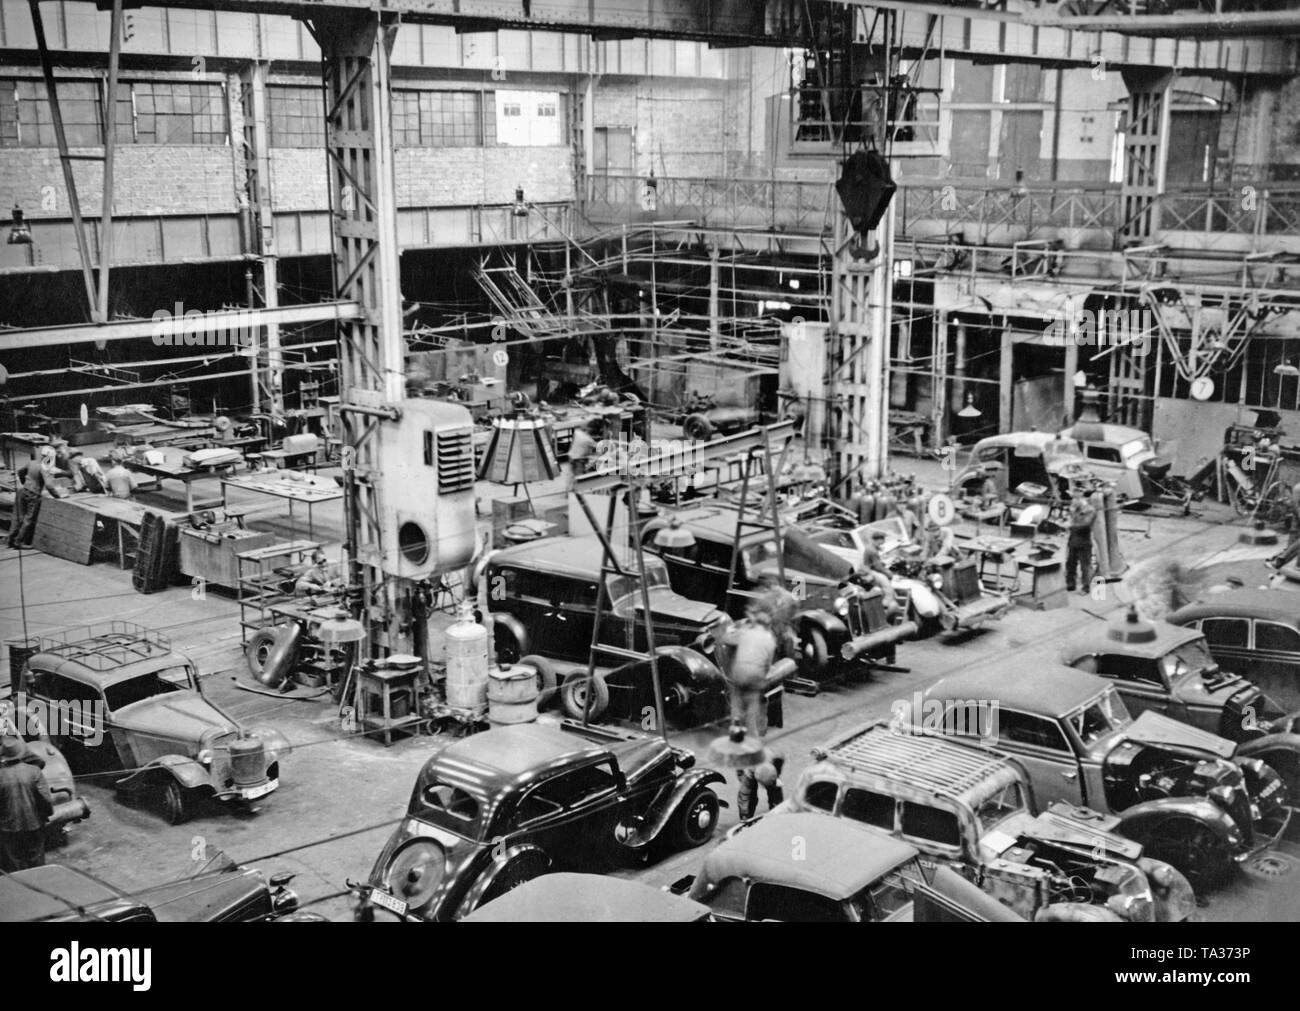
[[102, 667, 192, 711], [862, 868, 914, 922], [1069, 688, 1133, 746], [1160, 640, 1216, 682], [973, 783, 1027, 834], [1121, 437, 1154, 462], [413, 779, 487, 839], [605, 559, 672, 606]]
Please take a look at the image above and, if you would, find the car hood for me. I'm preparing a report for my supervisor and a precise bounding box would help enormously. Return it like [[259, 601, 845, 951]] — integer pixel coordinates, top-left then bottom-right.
[[637, 589, 725, 627], [1121, 710, 1236, 760], [133, 868, 268, 923], [112, 692, 237, 743], [992, 807, 1143, 862], [1173, 669, 1256, 709]]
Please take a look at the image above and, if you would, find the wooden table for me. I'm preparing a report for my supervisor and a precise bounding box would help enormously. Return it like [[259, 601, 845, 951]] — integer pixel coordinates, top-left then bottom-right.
[[221, 472, 342, 539], [125, 453, 238, 512]]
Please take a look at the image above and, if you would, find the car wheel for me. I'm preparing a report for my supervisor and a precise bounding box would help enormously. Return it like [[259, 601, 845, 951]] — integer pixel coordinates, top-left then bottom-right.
[[668, 786, 720, 851], [245, 627, 280, 677], [159, 779, 192, 826], [493, 621, 523, 667], [683, 413, 714, 442], [801, 627, 830, 675], [560, 669, 609, 722], [1143, 821, 1232, 889], [660, 677, 695, 729], [518, 654, 558, 708], [475, 849, 550, 910]]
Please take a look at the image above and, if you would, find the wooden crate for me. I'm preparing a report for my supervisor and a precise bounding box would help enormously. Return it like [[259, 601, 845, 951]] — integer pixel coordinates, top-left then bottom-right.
[[32, 496, 97, 564]]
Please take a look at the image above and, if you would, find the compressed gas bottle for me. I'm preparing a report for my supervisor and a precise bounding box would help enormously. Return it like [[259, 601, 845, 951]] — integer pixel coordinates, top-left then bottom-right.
[[444, 611, 489, 710]]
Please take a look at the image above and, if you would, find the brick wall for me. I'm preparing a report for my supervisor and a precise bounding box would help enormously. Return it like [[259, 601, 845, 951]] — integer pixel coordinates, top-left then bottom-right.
[[593, 79, 731, 177]]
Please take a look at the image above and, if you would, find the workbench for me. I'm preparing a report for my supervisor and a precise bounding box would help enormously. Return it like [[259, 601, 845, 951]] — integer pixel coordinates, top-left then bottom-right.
[[221, 472, 342, 539], [125, 449, 238, 512]]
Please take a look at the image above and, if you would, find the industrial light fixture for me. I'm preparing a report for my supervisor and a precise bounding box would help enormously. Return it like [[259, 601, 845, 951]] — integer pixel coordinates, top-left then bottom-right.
[[892, 258, 913, 280], [1010, 168, 1029, 200], [314, 607, 367, 646], [957, 392, 982, 418], [645, 166, 658, 192], [706, 724, 767, 770], [1273, 361, 1300, 377], [7, 204, 32, 245], [512, 186, 529, 218], [653, 517, 696, 551]]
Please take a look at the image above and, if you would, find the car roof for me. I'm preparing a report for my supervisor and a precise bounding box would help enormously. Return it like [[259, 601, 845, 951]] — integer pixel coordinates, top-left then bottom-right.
[[1062, 618, 1203, 661], [646, 505, 762, 544], [971, 431, 1062, 451], [819, 722, 1023, 805], [427, 722, 609, 792], [31, 651, 192, 688], [701, 812, 917, 900], [1170, 589, 1299, 626], [0, 865, 127, 921], [1062, 422, 1149, 446], [461, 873, 709, 922], [491, 535, 664, 579], [927, 664, 1106, 719]]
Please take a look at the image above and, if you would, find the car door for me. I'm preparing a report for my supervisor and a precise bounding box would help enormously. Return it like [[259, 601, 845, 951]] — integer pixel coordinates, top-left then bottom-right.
[[1249, 620, 1300, 710], [27, 670, 115, 759], [1196, 617, 1253, 683], [540, 575, 596, 663], [988, 708, 1086, 809], [509, 760, 622, 868]]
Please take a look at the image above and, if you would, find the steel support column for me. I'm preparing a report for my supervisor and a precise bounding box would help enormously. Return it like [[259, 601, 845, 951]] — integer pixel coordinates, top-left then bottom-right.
[[313, 10, 406, 658], [239, 60, 283, 413], [1119, 69, 1174, 243]]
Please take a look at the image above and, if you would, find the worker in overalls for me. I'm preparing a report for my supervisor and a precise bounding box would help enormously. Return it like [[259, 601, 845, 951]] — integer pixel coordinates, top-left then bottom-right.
[[719, 587, 794, 819], [7, 446, 62, 549]]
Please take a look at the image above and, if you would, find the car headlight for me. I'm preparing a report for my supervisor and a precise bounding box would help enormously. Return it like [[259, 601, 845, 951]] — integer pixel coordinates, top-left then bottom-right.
[[197, 749, 213, 765], [833, 596, 848, 616], [928, 573, 944, 590]]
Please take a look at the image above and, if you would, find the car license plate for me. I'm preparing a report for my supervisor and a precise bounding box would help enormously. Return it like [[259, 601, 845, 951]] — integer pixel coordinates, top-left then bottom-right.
[[1260, 779, 1281, 799], [370, 889, 408, 917], [240, 779, 277, 801]]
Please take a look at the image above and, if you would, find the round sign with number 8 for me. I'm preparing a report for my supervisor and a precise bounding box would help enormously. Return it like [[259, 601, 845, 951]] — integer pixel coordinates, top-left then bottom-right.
[[927, 493, 956, 527]]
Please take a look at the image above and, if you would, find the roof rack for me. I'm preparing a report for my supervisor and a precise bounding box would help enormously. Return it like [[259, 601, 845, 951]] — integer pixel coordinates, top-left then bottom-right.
[[825, 723, 1008, 798], [35, 621, 174, 672]]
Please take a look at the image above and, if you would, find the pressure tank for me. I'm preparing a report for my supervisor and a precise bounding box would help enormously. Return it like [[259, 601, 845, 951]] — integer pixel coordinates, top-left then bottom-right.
[[444, 612, 489, 711]]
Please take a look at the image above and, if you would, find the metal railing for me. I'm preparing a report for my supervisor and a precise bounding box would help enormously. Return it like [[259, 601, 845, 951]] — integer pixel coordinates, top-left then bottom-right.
[[583, 173, 1300, 244]]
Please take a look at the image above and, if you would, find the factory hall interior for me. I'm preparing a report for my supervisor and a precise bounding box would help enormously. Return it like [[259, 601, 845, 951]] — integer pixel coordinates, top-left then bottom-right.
[[4, 0, 1300, 930]]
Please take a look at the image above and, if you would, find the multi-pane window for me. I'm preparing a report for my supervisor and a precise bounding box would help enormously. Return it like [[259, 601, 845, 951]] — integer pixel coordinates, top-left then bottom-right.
[[392, 90, 494, 147], [268, 85, 325, 148], [130, 82, 227, 144], [0, 78, 228, 147], [0, 80, 103, 146]]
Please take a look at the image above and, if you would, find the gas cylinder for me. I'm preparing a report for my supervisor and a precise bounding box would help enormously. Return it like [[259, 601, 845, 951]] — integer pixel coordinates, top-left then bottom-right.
[[444, 608, 489, 710]]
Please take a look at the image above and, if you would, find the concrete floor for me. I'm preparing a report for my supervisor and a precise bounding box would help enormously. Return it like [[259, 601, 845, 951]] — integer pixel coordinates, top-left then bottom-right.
[[2, 452, 1298, 922]]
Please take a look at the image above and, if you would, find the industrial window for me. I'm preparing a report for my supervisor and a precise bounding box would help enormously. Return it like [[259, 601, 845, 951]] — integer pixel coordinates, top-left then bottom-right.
[[268, 85, 325, 148], [0, 79, 103, 147], [502, 102, 521, 117], [128, 81, 227, 145], [392, 90, 494, 148], [1201, 618, 1249, 648]]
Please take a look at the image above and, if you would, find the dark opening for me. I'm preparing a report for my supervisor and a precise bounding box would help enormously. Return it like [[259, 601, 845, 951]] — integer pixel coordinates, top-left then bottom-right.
[[399, 521, 430, 565]]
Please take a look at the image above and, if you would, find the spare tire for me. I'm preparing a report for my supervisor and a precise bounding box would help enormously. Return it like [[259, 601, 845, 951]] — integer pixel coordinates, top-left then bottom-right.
[[683, 414, 714, 442], [560, 669, 609, 722], [519, 654, 558, 710]]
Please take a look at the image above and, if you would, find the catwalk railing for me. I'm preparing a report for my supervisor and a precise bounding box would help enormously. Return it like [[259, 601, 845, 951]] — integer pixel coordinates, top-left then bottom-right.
[[583, 173, 1300, 246]]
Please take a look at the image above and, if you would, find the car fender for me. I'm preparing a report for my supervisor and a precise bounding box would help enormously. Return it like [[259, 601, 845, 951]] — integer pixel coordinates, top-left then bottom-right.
[[1236, 732, 1300, 774], [453, 844, 551, 920], [486, 611, 530, 658], [119, 754, 212, 792], [248, 726, 291, 767], [1116, 796, 1243, 850], [652, 644, 725, 690], [630, 768, 727, 850], [798, 609, 848, 643], [895, 577, 943, 617]]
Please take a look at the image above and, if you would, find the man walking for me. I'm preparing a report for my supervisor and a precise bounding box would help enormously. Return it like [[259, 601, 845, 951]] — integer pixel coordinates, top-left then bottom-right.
[[1066, 492, 1098, 594], [0, 735, 53, 871]]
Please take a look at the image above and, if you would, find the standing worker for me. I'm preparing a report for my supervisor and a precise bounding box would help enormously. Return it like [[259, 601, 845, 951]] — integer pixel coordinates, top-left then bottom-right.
[[566, 417, 604, 488], [1065, 491, 1099, 594], [719, 588, 794, 819], [6, 446, 62, 549], [0, 736, 53, 871]]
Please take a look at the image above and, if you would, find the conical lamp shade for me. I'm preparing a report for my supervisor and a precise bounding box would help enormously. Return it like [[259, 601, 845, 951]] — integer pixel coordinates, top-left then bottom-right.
[[478, 415, 560, 484]]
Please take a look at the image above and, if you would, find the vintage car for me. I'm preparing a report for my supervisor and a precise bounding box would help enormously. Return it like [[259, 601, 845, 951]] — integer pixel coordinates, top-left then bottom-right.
[[357, 721, 724, 922], [672, 811, 1021, 922], [1062, 608, 1300, 804], [1168, 589, 1300, 711], [641, 506, 916, 684], [0, 852, 302, 923], [461, 872, 710, 923], [21, 621, 288, 824], [475, 535, 733, 728], [950, 431, 1089, 504], [783, 720, 1195, 922], [0, 695, 90, 844], [910, 665, 1291, 886]]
